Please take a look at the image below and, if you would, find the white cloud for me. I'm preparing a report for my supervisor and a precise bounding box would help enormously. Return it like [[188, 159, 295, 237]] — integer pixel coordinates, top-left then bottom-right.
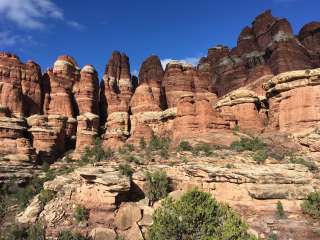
[[160, 56, 201, 69], [0, 0, 84, 31], [67, 21, 85, 30], [0, 0, 63, 29]]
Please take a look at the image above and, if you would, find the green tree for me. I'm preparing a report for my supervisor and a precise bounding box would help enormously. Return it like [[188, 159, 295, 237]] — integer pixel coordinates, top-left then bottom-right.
[[301, 191, 320, 219], [148, 189, 257, 240]]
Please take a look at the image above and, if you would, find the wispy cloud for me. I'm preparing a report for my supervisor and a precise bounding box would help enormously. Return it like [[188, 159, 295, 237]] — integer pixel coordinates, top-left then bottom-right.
[[0, 0, 63, 29], [0, 31, 34, 48], [160, 56, 201, 69], [67, 21, 85, 30], [0, 0, 84, 31]]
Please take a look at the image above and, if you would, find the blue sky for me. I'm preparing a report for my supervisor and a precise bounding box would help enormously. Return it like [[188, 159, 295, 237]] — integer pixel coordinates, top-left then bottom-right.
[[0, 0, 319, 78]]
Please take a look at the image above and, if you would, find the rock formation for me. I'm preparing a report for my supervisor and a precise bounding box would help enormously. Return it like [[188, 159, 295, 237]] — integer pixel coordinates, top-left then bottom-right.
[[263, 68, 320, 133], [74, 65, 99, 115], [101, 51, 133, 148], [0, 52, 42, 117], [215, 89, 265, 133]]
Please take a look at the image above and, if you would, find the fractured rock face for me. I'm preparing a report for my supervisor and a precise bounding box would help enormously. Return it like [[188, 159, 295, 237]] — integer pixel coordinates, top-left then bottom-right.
[[27, 114, 67, 163], [139, 55, 165, 109], [215, 89, 265, 133], [74, 64, 99, 115], [0, 106, 36, 184], [75, 112, 99, 154], [263, 68, 320, 133], [205, 10, 317, 97], [101, 51, 133, 148], [0, 52, 42, 117], [45, 55, 80, 117]]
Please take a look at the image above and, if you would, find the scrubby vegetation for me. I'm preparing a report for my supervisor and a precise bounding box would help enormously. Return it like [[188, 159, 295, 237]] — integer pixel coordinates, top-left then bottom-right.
[[231, 137, 266, 152], [144, 170, 170, 205], [192, 142, 215, 156], [276, 201, 285, 219], [287, 153, 318, 172], [80, 138, 113, 165], [301, 191, 320, 219], [0, 222, 45, 240], [58, 230, 91, 240], [268, 233, 278, 240], [253, 149, 268, 164], [118, 163, 134, 177], [74, 205, 89, 223], [38, 189, 56, 205], [148, 189, 257, 240], [176, 140, 193, 152]]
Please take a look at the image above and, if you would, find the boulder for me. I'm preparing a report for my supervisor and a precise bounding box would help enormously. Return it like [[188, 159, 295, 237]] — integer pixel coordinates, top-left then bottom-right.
[[90, 227, 117, 240], [114, 203, 142, 230]]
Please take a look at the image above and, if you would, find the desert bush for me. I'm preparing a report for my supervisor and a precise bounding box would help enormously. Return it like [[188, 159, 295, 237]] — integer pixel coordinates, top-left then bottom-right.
[[176, 140, 193, 152], [268, 233, 278, 240], [124, 154, 140, 164], [253, 149, 268, 164], [276, 201, 285, 219], [180, 156, 188, 164], [58, 230, 91, 240], [301, 191, 320, 219], [144, 170, 169, 205], [148, 189, 257, 240], [192, 142, 214, 156], [225, 163, 235, 169], [231, 137, 266, 152], [118, 163, 134, 177], [288, 153, 318, 172], [1, 223, 45, 240], [148, 135, 171, 152], [38, 189, 56, 205], [160, 148, 169, 159], [91, 138, 113, 162], [74, 205, 89, 223]]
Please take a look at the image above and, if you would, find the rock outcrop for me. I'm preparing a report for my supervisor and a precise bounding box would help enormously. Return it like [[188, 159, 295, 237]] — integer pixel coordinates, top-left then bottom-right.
[[204, 10, 319, 97], [0, 52, 42, 117], [74, 65, 99, 115], [101, 51, 133, 148], [263, 68, 320, 133], [215, 89, 265, 133]]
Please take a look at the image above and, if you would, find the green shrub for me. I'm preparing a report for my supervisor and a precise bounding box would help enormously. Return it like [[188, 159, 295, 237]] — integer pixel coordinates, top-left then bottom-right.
[[192, 142, 214, 156], [0, 195, 7, 218], [26, 223, 45, 240], [148, 135, 171, 152], [268, 233, 278, 240], [58, 230, 91, 240], [144, 170, 169, 205], [180, 156, 188, 164], [276, 201, 285, 219], [39, 189, 56, 205], [124, 154, 140, 164], [74, 205, 89, 223], [160, 148, 169, 159], [118, 163, 134, 177], [80, 147, 91, 165], [176, 141, 193, 152], [139, 137, 146, 150], [231, 137, 266, 152], [148, 189, 257, 240], [288, 153, 318, 172], [1, 223, 45, 240], [301, 191, 320, 219], [91, 138, 113, 162], [253, 149, 268, 164], [225, 163, 235, 169]]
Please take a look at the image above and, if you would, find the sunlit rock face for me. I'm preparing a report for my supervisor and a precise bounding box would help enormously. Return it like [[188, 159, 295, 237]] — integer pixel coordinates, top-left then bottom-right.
[[263, 68, 320, 133], [203, 10, 318, 97], [101, 51, 133, 148], [0, 52, 42, 117], [74, 64, 100, 115]]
